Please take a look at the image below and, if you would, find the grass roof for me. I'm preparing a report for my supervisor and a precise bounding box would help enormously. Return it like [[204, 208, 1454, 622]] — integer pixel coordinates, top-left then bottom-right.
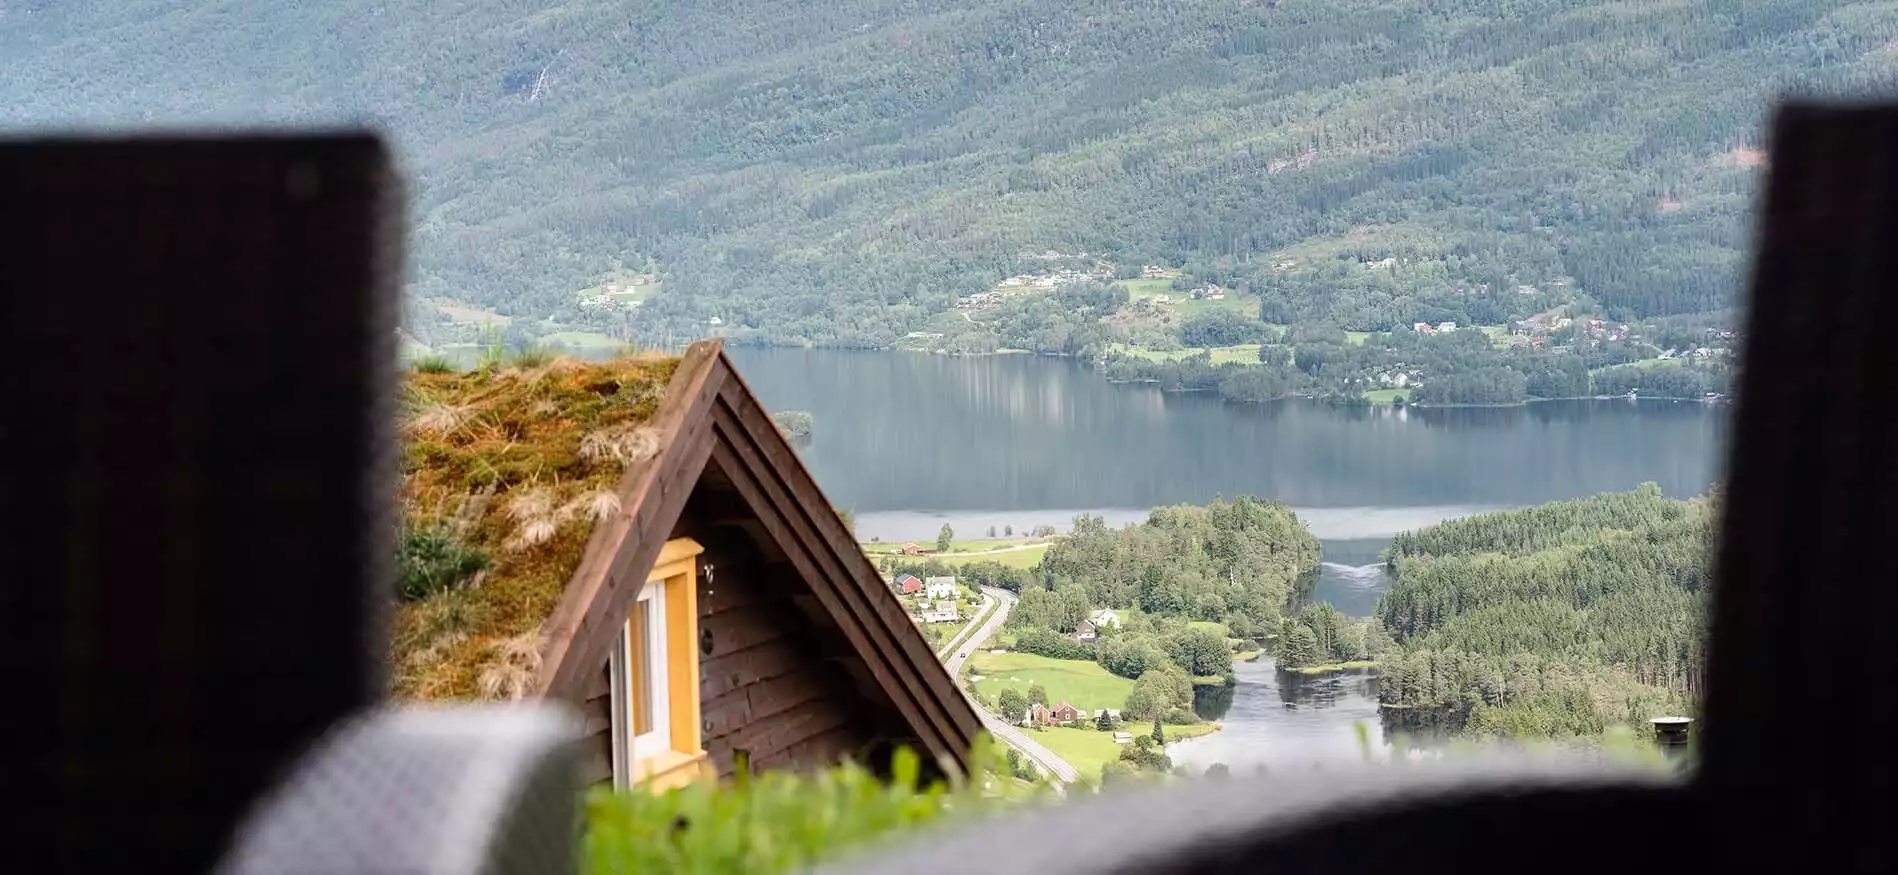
[[392, 353, 679, 700]]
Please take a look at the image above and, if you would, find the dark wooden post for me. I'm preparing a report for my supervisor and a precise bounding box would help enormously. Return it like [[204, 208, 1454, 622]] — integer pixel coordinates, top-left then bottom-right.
[[1, 134, 401, 874], [1697, 103, 1898, 870]]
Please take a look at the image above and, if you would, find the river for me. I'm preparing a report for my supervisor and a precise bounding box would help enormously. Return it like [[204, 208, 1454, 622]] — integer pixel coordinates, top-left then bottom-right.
[[724, 346, 1728, 768]]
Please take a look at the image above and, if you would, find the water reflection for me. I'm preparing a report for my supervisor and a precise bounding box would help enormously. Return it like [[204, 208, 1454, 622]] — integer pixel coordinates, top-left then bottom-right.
[[1168, 657, 1385, 772], [727, 348, 1728, 514]]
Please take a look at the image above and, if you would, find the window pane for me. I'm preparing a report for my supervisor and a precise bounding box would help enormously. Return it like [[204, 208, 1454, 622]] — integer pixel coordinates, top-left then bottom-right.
[[629, 598, 654, 737]]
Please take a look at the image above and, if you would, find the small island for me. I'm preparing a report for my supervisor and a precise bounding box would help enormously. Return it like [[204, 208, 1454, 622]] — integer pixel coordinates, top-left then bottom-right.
[[771, 409, 814, 439]]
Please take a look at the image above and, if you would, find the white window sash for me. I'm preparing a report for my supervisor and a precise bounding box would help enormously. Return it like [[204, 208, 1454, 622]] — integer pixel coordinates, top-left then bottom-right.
[[609, 579, 671, 788]]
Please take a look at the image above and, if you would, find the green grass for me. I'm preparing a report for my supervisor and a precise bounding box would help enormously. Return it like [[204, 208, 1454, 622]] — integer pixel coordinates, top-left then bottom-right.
[[583, 741, 1040, 875], [1344, 330, 1372, 346], [1029, 723, 1218, 778], [1187, 620, 1230, 637], [1112, 279, 1252, 316], [863, 536, 1048, 554], [1591, 356, 1684, 376], [1117, 278, 1175, 299], [968, 653, 1132, 712], [1363, 388, 1413, 404], [933, 544, 1049, 569], [1284, 660, 1381, 676]]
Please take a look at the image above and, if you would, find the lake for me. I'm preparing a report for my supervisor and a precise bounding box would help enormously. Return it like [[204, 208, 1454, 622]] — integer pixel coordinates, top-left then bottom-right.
[[726, 346, 1728, 770], [728, 346, 1728, 614]]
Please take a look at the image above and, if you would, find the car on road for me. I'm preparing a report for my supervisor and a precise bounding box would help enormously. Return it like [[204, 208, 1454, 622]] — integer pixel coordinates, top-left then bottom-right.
[[960, 651, 970, 658]]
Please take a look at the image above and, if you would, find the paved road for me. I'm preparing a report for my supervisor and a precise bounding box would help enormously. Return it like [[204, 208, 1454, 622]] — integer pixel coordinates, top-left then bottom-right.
[[946, 588, 1083, 785], [936, 591, 997, 660]]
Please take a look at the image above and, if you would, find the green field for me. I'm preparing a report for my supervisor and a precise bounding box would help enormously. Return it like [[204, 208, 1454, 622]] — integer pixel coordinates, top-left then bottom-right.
[[1114, 278, 1253, 317], [1591, 356, 1684, 376], [1363, 388, 1413, 404], [935, 545, 1049, 569], [1117, 278, 1175, 299], [863, 537, 1049, 554], [1029, 723, 1219, 779], [862, 537, 1056, 570], [968, 653, 1132, 712]]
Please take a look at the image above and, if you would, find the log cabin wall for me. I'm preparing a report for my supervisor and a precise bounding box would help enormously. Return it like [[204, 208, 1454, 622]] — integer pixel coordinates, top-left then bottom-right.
[[573, 509, 910, 785], [689, 528, 872, 778]]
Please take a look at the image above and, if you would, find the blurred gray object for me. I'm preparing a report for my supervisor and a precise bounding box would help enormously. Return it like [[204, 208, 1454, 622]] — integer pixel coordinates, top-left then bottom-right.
[[218, 706, 583, 875]]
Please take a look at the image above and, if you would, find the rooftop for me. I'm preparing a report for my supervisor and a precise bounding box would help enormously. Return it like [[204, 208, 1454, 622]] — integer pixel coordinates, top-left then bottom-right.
[[391, 353, 679, 700]]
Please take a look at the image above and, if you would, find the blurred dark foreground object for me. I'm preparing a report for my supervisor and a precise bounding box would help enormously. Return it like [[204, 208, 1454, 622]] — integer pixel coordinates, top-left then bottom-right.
[[4, 97, 1898, 875], [0, 134, 581, 874]]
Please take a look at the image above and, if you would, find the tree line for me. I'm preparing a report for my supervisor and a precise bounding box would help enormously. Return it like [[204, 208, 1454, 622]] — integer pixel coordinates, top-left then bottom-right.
[[1373, 484, 1715, 740]]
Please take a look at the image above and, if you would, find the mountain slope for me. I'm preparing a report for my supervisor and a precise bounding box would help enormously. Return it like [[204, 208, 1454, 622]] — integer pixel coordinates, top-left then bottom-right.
[[6, 0, 1894, 346]]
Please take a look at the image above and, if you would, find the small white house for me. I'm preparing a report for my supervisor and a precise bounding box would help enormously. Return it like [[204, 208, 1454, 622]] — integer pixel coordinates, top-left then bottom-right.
[[1089, 609, 1122, 629], [924, 576, 959, 600], [921, 600, 960, 624], [1436, 321, 1458, 333]]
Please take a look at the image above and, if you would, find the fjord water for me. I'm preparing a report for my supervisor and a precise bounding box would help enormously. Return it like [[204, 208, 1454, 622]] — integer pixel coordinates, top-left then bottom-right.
[[728, 346, 1727, 575], [727, 346, 1728, 768]]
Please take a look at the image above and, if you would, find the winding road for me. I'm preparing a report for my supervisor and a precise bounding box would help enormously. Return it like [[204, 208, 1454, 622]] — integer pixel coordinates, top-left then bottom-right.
[[945, 587, 1083, 785]]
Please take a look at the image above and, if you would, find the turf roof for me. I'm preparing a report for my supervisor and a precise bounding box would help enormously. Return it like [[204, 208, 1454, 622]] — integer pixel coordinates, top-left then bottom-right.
[[391, 353, 679, 700]]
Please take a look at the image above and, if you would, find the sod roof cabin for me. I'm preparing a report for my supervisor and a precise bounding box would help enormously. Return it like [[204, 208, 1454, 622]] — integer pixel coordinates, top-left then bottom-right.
[[393, 339, 981, 790]]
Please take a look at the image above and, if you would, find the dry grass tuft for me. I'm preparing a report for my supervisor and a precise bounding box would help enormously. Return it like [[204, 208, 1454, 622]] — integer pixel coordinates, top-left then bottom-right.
[[411, 401, 472, 435], [477, 627, 545, 700], [391, 352, 679, 700], [579, 423, 663, 466], [569, 489, 624, 524]]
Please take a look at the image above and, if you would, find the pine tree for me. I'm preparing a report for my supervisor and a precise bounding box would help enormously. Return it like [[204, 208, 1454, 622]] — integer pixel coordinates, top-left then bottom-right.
[[1151, 717, 1165, 745]]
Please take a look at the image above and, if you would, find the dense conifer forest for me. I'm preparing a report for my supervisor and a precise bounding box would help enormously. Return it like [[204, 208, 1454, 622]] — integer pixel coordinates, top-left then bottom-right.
[[8, 1, 1893, 354], [1374, 484, 1714, 739]]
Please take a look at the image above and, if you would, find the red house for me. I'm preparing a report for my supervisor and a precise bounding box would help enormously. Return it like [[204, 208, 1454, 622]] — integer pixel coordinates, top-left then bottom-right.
[[894, 573, 923, 595], [1049, 702, 1082, 724]]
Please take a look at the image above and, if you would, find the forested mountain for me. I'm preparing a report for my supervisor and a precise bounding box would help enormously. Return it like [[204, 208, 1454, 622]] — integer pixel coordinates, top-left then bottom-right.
[[9, 1, 1894, 346], [1375, 484, 1715, 739]]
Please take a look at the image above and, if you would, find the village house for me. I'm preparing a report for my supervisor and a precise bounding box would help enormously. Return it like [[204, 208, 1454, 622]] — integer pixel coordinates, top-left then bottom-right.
[[894, 573, 923, 595], [393, 340, 981, 793], [1089, 608, 1122, 629], [1413, 322, 1434, 334], [901, 542, 925, 556], [1113, 732, 1135, 745], [921, 600, 960, 624], [1048, 702, 1082, 724], [1436, 321, 1458, 333], [924, 576, 958, 600], [1074, 618, 1098, 643]]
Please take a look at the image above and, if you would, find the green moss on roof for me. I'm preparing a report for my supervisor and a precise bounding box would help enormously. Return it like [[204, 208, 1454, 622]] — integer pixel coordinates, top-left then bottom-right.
[[392, 353, 679, 700]]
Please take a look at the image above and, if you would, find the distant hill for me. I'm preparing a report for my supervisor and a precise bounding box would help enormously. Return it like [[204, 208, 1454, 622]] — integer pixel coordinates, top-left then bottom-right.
[[7, 0, 1894, 347]]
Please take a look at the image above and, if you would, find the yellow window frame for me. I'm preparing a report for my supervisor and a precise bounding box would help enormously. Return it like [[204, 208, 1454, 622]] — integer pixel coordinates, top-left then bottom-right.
[[610, 537, 711, 793]]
